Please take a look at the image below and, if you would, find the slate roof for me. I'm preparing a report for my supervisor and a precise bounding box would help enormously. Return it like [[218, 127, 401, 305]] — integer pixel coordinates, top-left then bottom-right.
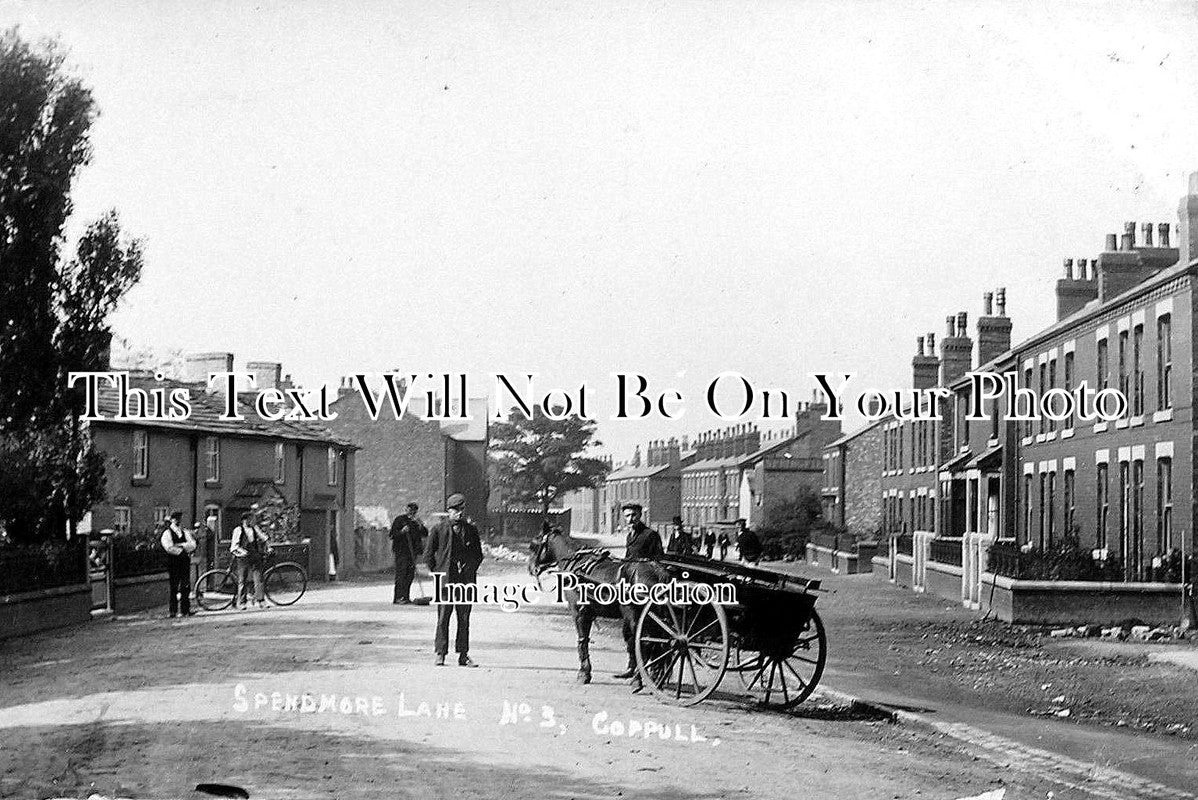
[[89, 372, 356, 447]]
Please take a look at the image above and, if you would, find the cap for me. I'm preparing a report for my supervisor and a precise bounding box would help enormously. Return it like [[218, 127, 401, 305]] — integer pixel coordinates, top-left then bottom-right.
[[169, 510, 184, 521], [406, 502, 419, 510], [621, 502, 643, 512], [446, 493, 466, 510]]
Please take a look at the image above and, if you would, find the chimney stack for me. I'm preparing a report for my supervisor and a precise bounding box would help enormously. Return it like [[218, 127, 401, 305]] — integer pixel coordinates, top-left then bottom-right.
[[977, 291, 1013, 365], [939, 311, 973, 385], [1159, 223, 1171, 248], [1056, 256, 1098, 320], [246, 361, 283, 392], [1180, 172, 1198, 268], [1141, 222, 1154, 248], [185, 352, 234, 392], [1105, 233, 1118, 252], [912, 334, 940, 390]]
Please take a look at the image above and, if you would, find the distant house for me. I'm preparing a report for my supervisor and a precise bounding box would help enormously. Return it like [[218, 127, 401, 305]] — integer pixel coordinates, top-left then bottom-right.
[[88, 353, 357, 582], [599, 439, 692, 534], [327, 381, 488, 530]]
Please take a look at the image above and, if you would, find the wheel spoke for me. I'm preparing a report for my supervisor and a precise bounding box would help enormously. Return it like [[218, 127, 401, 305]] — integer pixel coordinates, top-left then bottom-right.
[[643, 648, 675, 670], [790, 655, 820, 665], [646, 609, 680, 638], [687, 617, 719, 640], [777, 660, 790, 705], [674, 652, 685, 699], [763, 661, 777, 704], [685, 652, 703, 694], [783, 659, 809, 689], [640, 635, 673, 644]]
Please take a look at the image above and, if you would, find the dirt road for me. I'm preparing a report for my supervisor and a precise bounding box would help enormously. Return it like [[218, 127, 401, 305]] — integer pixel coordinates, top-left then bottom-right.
[[0, 563, 1192, 800]]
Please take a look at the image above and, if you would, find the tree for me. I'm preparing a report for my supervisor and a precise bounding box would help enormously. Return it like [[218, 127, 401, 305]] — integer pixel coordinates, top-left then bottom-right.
[[757, 486, 828, 560], [0, 30, 143, 542], [489, 406, 610, 519]]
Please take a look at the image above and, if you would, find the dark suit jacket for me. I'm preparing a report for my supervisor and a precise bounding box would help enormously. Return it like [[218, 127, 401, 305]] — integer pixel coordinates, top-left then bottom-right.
[[389, 514, 427, 563], [423, 517, 483, 581], [625, 522, 664, 560]]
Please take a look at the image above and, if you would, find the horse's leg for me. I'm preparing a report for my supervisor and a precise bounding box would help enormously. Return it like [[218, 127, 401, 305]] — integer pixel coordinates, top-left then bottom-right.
[[620, 602, 644, 692], [573, 600, 593, 684]]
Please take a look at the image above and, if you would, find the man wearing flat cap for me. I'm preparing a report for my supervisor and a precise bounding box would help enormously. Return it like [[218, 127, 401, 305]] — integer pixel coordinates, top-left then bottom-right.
[[424, 493, 484, 667], [621, 502, 663, 561], [390, 502, 427, 604]]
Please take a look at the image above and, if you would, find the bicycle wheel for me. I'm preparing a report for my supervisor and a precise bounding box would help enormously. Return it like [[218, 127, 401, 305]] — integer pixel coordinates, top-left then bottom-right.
[[264, 562, 307, 606], [194, 569, 237, 611]]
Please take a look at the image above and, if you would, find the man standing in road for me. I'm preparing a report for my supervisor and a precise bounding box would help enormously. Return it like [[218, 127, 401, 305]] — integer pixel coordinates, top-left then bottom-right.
[[613, 502, 662, 682], [424, 493, 483, 667], [160, 510, 196, 618], [390, 502, 427, 604], [736, 518, 762, 564]]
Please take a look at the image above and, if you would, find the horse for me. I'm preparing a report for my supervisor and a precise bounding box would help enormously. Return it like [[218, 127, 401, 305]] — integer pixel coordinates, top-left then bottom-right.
[[529, 529, 668, 689]]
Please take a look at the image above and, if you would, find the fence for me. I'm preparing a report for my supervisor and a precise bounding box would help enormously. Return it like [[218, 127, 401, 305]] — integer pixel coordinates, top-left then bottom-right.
[[490, 509, 572, 541], [0, 539, 87, 596], [929, 538, 963, 567], [113, 542, 167, 579]]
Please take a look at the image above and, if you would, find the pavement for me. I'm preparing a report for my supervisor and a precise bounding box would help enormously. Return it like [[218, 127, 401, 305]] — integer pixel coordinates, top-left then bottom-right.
[[0, 557, 1196, 800]]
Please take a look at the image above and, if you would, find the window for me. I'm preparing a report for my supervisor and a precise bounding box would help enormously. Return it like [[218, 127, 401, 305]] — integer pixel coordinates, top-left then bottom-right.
[[1132, 460, 1144, 575], [1156, 457, 1173, 551], [1132, 325, 1144, 416], [1038, 473, 1047, 548], [1047, 358, 1057, 432], [990, 392, 999, 440], [132, 430, 149, 479], [1119, 461, 1130, 561], [153, 506, 170, 526], [1096, 338, 1109, 390], [959, 390, 970, 446], [114, 506, 131, 536], [1157, 315, 1172, 410], [1023, 474, 1033, 545], [1063, 352, 1074, 429], [1046, 471, 1056, 546], [1063, 470, 1075, 537], [897, 423, 904, 468], [1118, 330, 1129, 411], [274, 442, 286, 483], [205, 436, 220, 483], [1023, 367, 1034, 439], [1096, 464, 1109, 549], [1038, 363, 1047, 434]]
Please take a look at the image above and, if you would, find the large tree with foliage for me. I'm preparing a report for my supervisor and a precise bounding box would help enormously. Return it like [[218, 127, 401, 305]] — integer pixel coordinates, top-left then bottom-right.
[[489, 405, 610, 519], [0, 29, 143, 543]]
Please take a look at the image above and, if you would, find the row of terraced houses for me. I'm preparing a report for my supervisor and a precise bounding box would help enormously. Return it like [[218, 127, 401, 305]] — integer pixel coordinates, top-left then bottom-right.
[[815, 174, 1198, 627]]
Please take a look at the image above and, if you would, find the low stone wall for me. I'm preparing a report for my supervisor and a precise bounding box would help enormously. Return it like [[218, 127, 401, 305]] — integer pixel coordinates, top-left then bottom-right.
[[0, 584, 91, 640], [871, 555, 890, 580], [892, 554, 914, 588], [805, 542, 876, 575], [114, 572, 170, 614], [925, 560, 963, 603], [981, 573, 1188, 625]]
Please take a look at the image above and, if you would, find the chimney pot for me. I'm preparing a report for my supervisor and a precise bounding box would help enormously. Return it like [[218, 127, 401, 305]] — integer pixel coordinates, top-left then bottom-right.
[[1105, 233, 1118, 251], [927, 332, 936, 351], [1141, 222, 1154, 247], [1076, 259, 1088, 281], [946, 316, 955, 337], [1159, 223, 1171, 247], [1063, 258, 1074, 279], [916, 335, 925, 355], [995, 289, 1006, 316], [983, 291, 994, 315], [1121, 221, 1137, 250], [956, 311, 968, 337]]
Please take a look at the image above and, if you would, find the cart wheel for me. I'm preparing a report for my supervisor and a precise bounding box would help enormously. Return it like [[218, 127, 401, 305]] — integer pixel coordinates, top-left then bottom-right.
[[738, 609, 826, 709], [635, 597, 729, 706]]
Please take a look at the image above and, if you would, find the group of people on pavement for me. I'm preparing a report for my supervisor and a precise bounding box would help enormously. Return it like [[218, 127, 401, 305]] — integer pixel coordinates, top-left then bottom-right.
[[158, 505, 274, 617], [663, 515, 761, 564]]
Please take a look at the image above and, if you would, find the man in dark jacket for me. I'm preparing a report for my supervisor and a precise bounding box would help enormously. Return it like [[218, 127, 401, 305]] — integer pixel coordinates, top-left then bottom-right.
[[424, 493, 484, 667], [390, 502, 427, 604], [622, 502, 663, 560], [736, 519, 762, 564], [613, 502, 662, 681]]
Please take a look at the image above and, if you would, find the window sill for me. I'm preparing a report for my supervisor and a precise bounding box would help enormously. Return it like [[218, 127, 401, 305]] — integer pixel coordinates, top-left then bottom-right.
[[1129, 415, 1145, 428], [1115, 418, 1129, 430], [130, 477, 151, 487], [205, 480, 222, 489], [1021, 436, 1033, 447], [1045, 431, 1057, 441], [1060, 428, 1074, 439], [1035, 434, 1046, 443], [1153, 409, 1174, 423], [1093, 422, 1109, 433]]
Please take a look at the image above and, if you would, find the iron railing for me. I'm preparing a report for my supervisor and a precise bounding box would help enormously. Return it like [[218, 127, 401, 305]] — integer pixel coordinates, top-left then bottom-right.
[[0, 539, 87, 596], [929, 538, 964, 567]]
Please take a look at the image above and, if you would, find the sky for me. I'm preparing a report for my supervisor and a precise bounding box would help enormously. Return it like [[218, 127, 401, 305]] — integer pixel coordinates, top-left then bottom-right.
[[6, 0, 1198, 460]]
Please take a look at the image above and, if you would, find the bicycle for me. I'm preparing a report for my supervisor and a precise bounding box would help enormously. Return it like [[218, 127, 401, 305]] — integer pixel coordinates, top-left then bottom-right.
[[194, 552, 308, 611]]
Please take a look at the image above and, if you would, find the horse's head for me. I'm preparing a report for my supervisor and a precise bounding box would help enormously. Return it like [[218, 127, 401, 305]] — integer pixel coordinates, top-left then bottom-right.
[[528, 531, 558, 577]]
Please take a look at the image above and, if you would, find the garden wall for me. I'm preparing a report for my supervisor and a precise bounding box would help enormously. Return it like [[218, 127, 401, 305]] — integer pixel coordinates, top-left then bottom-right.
[[0, 584, 92, 640], [980, 573, 1188, 625]]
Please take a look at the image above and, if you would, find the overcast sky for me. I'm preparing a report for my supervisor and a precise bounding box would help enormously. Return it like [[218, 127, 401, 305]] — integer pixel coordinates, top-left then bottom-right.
[[7, 0, 1198, 459]]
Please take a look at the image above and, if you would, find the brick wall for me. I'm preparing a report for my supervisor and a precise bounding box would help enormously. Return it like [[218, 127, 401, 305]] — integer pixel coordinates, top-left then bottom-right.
[[843, 424, 884, 539]]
